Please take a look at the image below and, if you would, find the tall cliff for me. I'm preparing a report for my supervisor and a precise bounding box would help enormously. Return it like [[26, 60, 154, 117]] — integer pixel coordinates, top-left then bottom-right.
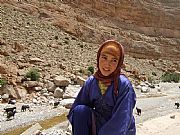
[[1, 0, 179, 60], [66, 0, 180, 37], [61, 0, 180, 60]]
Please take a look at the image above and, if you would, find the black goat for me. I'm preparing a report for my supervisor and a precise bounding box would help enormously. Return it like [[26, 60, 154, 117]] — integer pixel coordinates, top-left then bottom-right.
[[6, 110, 16, 120], [21, 105, 30, 112], [54, 101, 60, 108], [136, 107, 141, 116], [175, 102, 179, 109], [3, 107, 16, 116], [8, 99, 16, 105]]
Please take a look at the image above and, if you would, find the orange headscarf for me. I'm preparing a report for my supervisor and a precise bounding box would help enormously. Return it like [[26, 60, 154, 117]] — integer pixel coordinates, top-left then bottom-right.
[[94, 40, 124, 96]]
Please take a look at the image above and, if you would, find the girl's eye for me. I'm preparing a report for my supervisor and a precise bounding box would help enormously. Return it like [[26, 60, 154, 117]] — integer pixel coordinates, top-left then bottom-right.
[[112, 59, 118, 63], [101, 56, 107, 60]]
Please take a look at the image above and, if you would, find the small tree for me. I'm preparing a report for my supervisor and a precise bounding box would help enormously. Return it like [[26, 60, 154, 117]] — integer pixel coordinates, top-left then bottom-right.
[[152, 72, 157, 76], [161, 72, 180, 83], [79, 69, 84, 74], [87, 66, 94, 75], [148, 76, 153, 83], [0, 78, 7, 87], [25, 68, 40, 81]]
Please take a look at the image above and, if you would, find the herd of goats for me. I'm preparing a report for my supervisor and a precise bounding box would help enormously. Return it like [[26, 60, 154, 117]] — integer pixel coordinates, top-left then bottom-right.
[[2, 99, 61, 121], [2, 98, 180, 121]]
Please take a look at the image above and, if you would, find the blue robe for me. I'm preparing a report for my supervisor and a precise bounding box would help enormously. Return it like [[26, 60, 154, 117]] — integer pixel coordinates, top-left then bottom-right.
[[68, 75, 136, 135]]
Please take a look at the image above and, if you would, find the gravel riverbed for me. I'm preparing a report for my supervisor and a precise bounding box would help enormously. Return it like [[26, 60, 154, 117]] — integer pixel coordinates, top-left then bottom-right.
[[0, 82, 180, 135], [0, 103, 68, 134]]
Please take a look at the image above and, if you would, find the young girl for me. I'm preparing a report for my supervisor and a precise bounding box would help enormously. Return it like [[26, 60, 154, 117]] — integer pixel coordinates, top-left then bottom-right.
[[67, 40, 136, 135]]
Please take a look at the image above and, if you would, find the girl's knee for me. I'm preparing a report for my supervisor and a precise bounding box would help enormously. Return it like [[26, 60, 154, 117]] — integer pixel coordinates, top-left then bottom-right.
[[73, 105, 91, 115], [73, 105, 92, 128]]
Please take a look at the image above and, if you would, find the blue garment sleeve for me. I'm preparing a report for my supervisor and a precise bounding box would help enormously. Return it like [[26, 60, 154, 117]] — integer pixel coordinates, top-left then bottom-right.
[[98, 76, 136, 135], [67, 76, 93, 123]]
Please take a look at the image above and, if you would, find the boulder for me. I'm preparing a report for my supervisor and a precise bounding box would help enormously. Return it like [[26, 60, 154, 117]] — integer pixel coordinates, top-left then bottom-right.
[[54, 87, 63, 98], [54, 76, 70, 87]]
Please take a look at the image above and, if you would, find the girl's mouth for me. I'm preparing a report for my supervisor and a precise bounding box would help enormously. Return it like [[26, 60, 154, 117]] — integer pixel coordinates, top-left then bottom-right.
[[103, 68, 110, 71]]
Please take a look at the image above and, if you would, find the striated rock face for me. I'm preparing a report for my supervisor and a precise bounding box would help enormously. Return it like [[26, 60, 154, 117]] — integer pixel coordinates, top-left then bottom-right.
[[67, 0, 180, 37], [1, 0, 179, 61], [62, 0, 180, 60]]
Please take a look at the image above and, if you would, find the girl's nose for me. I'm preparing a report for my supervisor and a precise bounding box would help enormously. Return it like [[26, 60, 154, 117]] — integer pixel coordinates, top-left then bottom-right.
[[105, 60, 111, 67]]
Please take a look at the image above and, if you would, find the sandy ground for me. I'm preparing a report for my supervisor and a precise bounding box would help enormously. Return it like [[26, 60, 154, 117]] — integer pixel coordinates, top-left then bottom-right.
[[137, 112, 180, 135]]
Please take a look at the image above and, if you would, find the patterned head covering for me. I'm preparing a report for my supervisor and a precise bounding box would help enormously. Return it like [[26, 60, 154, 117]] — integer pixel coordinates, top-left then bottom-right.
[[94, 40, 124, 96]]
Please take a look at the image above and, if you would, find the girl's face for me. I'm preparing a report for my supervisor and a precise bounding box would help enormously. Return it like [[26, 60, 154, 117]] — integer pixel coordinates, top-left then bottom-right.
[[99, 43, 120, 76]]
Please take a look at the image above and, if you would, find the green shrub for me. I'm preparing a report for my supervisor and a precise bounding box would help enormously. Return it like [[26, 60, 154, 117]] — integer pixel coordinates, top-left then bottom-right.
[[54, 35, 58, 40], [80, 45, 83, 48], [87, 66, 94, 75], [0, 78, 7, 87], [152, 72, 157, 76], [79, 69, 84, 74], [161, 72, 180, 83], [148, 76, 153, 83], [25, 68, 40, 81]]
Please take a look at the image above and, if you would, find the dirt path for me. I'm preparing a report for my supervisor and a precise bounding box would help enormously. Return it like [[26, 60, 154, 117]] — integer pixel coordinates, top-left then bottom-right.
[[135, 82, 180, 124], [137, 112, 180, 135], [135, 82, 180, 135]]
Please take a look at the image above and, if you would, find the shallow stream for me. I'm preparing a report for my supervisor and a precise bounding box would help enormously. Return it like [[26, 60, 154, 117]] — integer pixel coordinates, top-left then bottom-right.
[[2, 113, 67, 135]]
